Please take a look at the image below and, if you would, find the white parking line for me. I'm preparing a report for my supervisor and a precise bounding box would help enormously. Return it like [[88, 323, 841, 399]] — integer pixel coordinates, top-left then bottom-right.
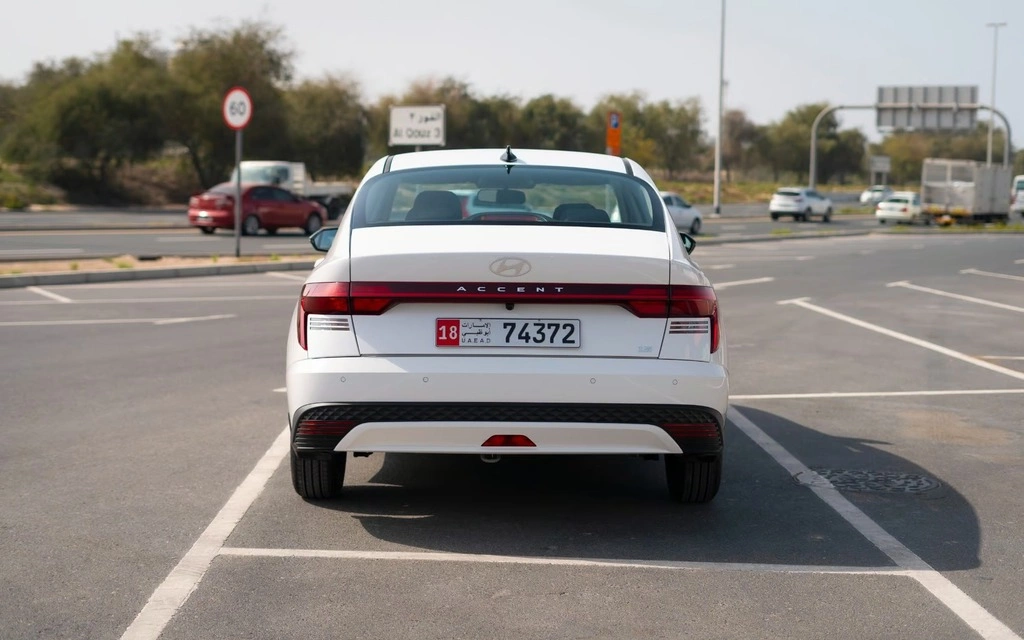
[[730, 408, 1020, 640], [26, 286, 72, 303], [0, 295, 295, 306], [715, 277, 775, 289], [217, 547, 900, 576], [887, 281, 1024, 314], [155, 236, 219, 242], [1015, 259, 1024, 265], [273, 387, 286, 392], [702, 264, 735, 270], [120, 427, 290, 640], [266, 271, 307, 281], [981, 356, 1024, 361], [960, 268, 1024, 283], [0, 314, 236, 327], [778, 297, 1024, 383], [731, 389, 1024, 400]]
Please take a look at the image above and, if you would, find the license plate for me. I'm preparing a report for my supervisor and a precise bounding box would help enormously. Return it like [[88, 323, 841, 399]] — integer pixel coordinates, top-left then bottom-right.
[[436, 318, 581, 348]]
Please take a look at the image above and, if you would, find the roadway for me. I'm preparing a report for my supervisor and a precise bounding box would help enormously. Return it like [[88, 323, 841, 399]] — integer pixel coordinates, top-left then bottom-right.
[[2, 233, 1023, 638], [0, 215, 882, 261]]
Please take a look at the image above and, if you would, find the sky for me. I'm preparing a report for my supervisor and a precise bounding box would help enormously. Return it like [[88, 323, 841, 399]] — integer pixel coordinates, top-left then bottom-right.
[[4, 0, 1023, 144]]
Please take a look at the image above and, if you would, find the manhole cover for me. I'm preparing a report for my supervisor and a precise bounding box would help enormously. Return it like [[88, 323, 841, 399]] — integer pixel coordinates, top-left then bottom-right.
[[798, 468, 941, 494]]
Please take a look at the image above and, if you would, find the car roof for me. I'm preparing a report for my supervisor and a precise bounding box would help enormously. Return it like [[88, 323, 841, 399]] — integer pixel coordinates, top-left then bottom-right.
[[777, 186, 806, 191], [891, 191, 917, 197], [385, 148, 634, 174]]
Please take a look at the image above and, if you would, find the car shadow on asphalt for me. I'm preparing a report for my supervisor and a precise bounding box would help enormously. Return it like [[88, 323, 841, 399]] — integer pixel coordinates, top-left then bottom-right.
[[312, 407, 979, 571]]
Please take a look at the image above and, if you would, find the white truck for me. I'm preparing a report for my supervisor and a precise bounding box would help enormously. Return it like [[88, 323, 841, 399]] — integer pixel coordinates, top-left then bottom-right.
[[920, 158, 1012, 224], [229, 161, 356, 219]]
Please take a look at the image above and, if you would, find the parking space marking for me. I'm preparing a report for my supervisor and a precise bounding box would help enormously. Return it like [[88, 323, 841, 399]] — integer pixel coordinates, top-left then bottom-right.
[[981, 356, 1024, 361], [26, 286, 72, 303], [217, 547, 900, 576], [778, 298, 1024, 382], [732, 389, 1024, 401], [1015, 259, 1024, 264], [155, 236, 219, 242], [702, 264, 735, 270], [273, 387, 286, 392], [715, 277, 775, 289], [120, 427, 290, 640], [961, 268, 1024, 283], [887, 281, 1024, 314], [265, 271, 308, 282], [0, 295, 295, 306], [0, 314, 235, 327], [730, 408, 1021, 640]]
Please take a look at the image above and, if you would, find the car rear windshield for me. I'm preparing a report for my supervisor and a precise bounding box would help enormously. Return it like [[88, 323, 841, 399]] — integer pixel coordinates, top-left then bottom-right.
[[776, 189, 802, 196], [350, 165, 664, 231], [884, 197, 909, 204]]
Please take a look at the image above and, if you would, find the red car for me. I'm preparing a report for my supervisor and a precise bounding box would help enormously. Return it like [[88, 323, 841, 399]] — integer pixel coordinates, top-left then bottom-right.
[[188, 183, 327, 236]]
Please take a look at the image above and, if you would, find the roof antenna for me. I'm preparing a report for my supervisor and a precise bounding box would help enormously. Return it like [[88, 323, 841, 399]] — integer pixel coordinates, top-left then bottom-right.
[[500, 145, 517, 163]]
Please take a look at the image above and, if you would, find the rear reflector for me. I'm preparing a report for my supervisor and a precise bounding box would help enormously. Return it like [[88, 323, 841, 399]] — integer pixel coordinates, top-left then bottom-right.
[[299, 282, 719, 352], [660, 423, 721, 439], [482, 434, 537, 447], [295, 419, 359, 437]]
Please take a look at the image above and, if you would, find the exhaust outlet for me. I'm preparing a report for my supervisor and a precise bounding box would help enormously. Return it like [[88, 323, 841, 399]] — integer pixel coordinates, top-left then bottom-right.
[[480, 453, 502, 464]]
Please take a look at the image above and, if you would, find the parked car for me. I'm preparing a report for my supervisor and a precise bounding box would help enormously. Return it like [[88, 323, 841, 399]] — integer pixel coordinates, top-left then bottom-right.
[[860, 185, 894, 205], [287, 147, 728, 504], [1010, 174, 1024, 218], [769, 187, 833, 222], [188, 183, 327, 236], [875, 191, 926, 225], [659, 191, 703, 235]]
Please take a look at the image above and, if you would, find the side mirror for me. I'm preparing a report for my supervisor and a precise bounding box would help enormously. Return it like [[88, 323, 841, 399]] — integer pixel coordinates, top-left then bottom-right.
[[679, 232, 696, 254], [310, 226, 337, 252]]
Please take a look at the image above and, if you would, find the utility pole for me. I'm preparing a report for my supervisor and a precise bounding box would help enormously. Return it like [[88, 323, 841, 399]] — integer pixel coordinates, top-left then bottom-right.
[[712, 0, 726, 217], [985, 22, 1007, 166]]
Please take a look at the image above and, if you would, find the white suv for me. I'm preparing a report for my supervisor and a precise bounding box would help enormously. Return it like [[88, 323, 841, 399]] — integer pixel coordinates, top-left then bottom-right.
[[769, 187, 833, 222], [286, 148, 729, 504]]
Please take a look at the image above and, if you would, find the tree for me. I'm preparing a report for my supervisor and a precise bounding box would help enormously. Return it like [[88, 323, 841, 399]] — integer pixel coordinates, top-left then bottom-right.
[[167, 21, 294, 187], [721, 109, 759, 182], [517, 95, 588, 150], [287, 75, 365, 178]]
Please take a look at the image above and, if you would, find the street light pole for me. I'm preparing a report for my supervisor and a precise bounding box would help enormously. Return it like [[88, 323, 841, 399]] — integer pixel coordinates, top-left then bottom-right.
[[985, 22, 1007, 166], [712, 0, 726, 217]]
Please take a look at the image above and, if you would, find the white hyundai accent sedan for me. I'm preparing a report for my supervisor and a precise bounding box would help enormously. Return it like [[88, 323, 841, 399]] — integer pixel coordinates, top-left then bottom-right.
[[286, 148, 729, 503]]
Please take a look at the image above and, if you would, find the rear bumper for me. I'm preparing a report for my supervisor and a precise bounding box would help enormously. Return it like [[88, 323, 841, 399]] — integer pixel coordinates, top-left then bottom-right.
[[875, 211, 915, 221], [286, 356, 728, 455], [188, 209, 235, 228]]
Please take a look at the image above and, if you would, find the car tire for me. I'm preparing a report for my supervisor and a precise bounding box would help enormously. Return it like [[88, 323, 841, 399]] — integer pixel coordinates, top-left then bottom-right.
[[665, 454, 721, 503], [199, 227, 215, 235], [291, 450, 346, 500], [770, 212, 779, 221], [802, 208, 813, 222], [879, 219, 887, 224], [823, 208, 832, 223], [304, 213, 323, 236], [242, 215, 260, 236], [689, 218, 702, 235]]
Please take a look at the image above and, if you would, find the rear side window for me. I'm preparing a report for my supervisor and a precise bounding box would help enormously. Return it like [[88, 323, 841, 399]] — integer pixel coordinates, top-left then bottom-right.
[[351, 165, 663, 231], [885, 197, 909, 204]]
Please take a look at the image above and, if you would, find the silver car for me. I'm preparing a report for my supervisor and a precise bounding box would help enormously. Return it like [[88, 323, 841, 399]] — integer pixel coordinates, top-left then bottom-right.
[[659, 191, 703, 235]]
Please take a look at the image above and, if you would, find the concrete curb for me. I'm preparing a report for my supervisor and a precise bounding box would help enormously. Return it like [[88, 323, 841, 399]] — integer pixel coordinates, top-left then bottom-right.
[[0, 260, 316, 289], [698, 229, 874, 245]]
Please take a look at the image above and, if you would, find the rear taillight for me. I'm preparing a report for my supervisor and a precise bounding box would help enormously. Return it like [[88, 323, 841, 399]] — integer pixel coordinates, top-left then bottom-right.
[[298, 282, 350, 349], [901, 207, 908, 212], [481, 434, 536, 447], [299, 282, 720, 352]]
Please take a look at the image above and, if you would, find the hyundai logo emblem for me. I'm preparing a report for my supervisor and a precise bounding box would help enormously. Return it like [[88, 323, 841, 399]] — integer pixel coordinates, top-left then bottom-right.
[[489, 257, 532, 277]]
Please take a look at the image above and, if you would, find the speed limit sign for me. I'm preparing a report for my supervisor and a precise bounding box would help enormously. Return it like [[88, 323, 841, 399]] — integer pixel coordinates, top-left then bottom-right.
[[222, 87, 253, 130]]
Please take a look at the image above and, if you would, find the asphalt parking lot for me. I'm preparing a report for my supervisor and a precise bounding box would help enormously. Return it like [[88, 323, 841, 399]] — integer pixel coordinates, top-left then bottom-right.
[[2, 233, 1023, 639]]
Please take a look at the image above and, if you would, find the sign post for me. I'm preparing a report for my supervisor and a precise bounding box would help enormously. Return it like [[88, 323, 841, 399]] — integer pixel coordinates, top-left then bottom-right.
[[605, 111, 622, 156], [222, 87, 253, 258]]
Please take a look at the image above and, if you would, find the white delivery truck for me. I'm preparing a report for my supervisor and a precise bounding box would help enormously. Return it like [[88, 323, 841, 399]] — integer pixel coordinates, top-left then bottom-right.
[[230, 161, 356, 219], [920, 158, 1012, 224]]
